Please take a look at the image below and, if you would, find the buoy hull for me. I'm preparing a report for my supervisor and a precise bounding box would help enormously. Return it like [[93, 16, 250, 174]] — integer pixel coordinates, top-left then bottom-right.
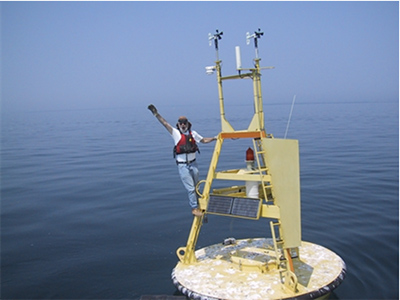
[[172, 238, 346, 300]]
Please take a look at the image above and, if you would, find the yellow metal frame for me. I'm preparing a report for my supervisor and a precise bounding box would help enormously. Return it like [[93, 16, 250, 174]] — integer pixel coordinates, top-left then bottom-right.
[[177, 48, 301, 289]]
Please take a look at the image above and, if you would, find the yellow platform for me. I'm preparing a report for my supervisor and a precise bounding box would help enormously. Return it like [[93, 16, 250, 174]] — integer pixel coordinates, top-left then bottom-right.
[[172, 238, 346, 300]]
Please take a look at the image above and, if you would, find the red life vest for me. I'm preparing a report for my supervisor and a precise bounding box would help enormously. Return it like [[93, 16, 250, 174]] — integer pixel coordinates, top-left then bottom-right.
[[174, 131, 199, 157]]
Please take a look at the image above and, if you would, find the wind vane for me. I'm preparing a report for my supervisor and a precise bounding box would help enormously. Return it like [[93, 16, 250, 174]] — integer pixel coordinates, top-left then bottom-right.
[[208, 29, 223, 61], [246, 28, 264, 58]]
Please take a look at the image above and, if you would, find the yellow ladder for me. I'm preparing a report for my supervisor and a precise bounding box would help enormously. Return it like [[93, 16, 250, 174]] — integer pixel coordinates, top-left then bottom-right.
[[270, 220, 298, 292], [252, 138, 274, 204], [269, 221, 284, 268], [254, 137, 287, 272]]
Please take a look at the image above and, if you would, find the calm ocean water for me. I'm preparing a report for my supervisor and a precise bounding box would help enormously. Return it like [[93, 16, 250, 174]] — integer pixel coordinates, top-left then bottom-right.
[[1, 101, 398, 299]]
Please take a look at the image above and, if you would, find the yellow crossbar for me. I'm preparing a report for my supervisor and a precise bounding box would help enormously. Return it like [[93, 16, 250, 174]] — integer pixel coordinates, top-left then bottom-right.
[[221, 131, 266, 139]]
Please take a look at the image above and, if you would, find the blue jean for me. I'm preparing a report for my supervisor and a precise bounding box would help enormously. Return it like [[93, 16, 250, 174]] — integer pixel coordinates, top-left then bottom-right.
[[177, 161, 199, 209]]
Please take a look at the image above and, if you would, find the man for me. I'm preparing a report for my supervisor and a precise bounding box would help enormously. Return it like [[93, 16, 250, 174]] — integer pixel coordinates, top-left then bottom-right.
[[148, 104, 216, 216]]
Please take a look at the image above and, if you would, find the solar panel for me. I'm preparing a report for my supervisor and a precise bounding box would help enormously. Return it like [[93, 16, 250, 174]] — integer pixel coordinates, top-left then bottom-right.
[[207, 195, 233, 214], [207, 194, 261, 219], [231, 197, 260, 219]]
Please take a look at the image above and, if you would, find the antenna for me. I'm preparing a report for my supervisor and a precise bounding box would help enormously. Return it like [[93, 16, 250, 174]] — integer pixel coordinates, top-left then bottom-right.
[[235, 46, 242, 70], [208, 29, 223, 61], [246, 28, 264, 58], [284, 95, 297, 139]]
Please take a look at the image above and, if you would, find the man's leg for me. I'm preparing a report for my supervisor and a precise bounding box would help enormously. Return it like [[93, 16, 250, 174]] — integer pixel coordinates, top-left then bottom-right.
[[178, 164, 198, 209]]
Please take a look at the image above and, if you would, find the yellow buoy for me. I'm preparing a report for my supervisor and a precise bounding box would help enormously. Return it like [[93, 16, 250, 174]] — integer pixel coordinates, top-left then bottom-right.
[[172, 29, 346, 299]]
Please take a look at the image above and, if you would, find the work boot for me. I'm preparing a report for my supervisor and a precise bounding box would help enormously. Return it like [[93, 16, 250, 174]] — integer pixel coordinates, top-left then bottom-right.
[[192, 208, 203, 217]]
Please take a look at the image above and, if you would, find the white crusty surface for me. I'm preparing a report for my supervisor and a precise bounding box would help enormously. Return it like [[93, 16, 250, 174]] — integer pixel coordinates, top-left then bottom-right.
[[173, 238, 345, 300]]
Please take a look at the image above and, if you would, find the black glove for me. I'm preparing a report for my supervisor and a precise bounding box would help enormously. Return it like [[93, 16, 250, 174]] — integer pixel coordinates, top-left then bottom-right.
[[147, 104, 158, 115]]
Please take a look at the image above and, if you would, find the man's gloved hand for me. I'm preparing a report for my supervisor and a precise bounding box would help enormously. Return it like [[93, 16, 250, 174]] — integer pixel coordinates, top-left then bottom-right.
[[147, 104, 158, 115]]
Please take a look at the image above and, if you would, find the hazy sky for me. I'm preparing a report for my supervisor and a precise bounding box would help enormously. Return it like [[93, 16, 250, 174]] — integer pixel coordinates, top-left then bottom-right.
[[2, 1, 399, 112]]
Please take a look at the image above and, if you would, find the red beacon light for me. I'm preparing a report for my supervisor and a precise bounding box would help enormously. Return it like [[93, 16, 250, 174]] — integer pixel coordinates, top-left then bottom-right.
[[246, 147, 254, 161]]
